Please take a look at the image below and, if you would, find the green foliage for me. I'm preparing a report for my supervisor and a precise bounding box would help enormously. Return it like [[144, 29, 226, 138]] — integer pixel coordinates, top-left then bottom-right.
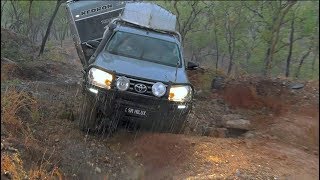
[[1, 0, 63, 42], [1, 1, 319, 79], [158, 0, 318, 79]]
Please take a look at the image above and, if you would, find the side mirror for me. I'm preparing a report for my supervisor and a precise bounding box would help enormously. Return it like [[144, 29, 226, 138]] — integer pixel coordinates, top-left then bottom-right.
[[187, 61, 199, 70], [85, 40, 100, 49]]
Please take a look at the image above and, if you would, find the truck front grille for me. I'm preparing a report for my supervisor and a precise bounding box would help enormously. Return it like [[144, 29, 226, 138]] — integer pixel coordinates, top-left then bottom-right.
[[115, 76, 167, 97]]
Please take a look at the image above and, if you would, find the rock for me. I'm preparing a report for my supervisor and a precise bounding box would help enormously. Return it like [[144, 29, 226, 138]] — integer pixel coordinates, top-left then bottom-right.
[[289, 83, 304, 89], [196, 89, 203, 95], [104, 156, 110, 163], [121, 168, 126, 173], [202, 126, 213, 136], [7, 147, 18, 152], [3, 171, 12, 180], [184, 126, 192, 135], [243, 132, 255, 139], [95, 167, 101, 173], [235, 169, 241, 177], [211, 76, 225, 90], [194, 124, 209, 135], [224, 119, 251, 130], [245, 141, 253, 149], [54, 138, 60, 142], [208, 128, 227, 138], [270, 135, 278, 140], [302, 146, 309, 151], [87, 162, 94, 167], [1, 125, 7, 136], [221, 114, 243, 122], [221, 114, 251, 130]]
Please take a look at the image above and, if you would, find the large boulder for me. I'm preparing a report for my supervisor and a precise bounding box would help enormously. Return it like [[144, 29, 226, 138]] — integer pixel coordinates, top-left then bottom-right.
[[211, 76, 225, 90], [221, 114, 251, 130]]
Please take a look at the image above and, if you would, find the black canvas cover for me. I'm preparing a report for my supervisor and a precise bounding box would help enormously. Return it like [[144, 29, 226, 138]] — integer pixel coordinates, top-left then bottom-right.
[[66, 0, 127, 65]]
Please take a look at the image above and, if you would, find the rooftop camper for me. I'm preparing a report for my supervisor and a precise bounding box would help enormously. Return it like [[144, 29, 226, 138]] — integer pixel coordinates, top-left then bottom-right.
[[66, 1, 198, 134]]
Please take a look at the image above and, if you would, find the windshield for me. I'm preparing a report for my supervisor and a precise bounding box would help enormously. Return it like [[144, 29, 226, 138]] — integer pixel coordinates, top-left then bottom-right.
[[105, 31, 181, 67]]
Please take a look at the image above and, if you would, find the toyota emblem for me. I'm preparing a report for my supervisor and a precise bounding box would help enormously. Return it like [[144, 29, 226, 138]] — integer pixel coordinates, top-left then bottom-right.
[[134, 83, 147, 93]]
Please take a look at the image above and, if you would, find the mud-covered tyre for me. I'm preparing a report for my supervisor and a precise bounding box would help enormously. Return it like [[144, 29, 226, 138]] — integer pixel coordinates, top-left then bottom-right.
[[168, 114, 188, 134], [171, 120, 187, 134], [79, 92, 99, 133], [100, 114, 120, 137]]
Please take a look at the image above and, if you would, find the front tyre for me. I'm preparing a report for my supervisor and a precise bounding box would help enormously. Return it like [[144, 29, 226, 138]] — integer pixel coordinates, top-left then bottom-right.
[[79, 91, 99, 133], [169, 114, 188, 134]]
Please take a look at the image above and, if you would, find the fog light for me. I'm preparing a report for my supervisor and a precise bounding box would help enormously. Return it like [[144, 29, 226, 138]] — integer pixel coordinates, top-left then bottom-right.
[[89, 88, 98, 94], [116, 76, 130, 91], [152, 82, 166, 97], [178, 105, 186, 109]]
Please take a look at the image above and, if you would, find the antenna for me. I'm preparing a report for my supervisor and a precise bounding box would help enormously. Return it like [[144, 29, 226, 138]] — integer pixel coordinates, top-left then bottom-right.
[[174, 61, 179, 82]]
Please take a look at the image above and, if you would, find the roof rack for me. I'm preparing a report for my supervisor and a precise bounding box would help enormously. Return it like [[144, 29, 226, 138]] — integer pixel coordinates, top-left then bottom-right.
[[116, 2, 182, 42], [109, 18, 182, 42]]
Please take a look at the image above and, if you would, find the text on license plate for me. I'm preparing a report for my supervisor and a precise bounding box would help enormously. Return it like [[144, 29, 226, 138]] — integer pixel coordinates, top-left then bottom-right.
[[125, 107, 147, 116]]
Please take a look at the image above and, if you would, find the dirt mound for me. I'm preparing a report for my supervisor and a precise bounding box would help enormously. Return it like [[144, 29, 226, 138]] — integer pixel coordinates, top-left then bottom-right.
[[1, 60, 23, 81], [222, 81, 288, 116], [267, 114, 319, 152], [126, 133, 194, 178], [219, 76, 319, 151], [221, 77, 318, 115]]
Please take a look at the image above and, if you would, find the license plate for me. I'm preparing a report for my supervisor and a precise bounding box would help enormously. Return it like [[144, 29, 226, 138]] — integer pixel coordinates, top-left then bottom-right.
[[124, 107, 147, 116]]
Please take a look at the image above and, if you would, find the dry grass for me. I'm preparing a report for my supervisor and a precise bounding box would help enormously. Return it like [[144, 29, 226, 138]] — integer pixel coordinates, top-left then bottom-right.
[[1, 152, 63, 180], [1, 153, 27, 179], [1, 87, 38, 138], [1, 87, 63, 179], [29, 163, 63, 180], [1, 62, 22, 81]]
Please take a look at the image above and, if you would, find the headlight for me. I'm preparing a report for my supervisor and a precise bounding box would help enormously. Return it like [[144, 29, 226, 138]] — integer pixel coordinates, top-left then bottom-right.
[[168, 85, 192, 102], [88, 68, 113, 89], [152, 82, 166, 97]]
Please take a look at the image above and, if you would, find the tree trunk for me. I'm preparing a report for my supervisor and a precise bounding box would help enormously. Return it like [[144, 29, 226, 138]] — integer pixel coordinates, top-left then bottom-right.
[[221, 53, 225, 71], [227, 31, 236, 75], [227, 46, 234, 75], [38, 0, 63, 56], [312, 9, 319, 77], [52, 24, 58, 40], [10, 0, 20, 32], [264, 1, 296, 77], [214, 26, 219, 72], [285, 15, 295, 77], [295, 49, 311, 78], [245, 51, 251, 72], [28, 0, 33, 38], [1, 0, 8, 23]]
